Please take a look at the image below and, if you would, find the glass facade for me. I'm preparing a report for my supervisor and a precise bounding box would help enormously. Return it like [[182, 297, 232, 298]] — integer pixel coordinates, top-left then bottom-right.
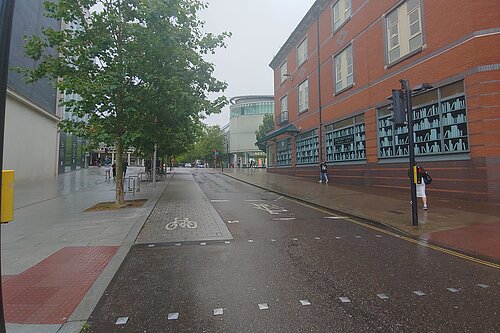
[[276, 138, 291, 166], [230, 102, 274, 119], [325, 114, 366, 162], [295, 129, 319, 164], [377, 81, 468, 158]]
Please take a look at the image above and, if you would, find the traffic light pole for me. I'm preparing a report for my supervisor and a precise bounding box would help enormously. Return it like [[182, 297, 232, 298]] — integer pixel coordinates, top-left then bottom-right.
[[401, 79, 419, 226], [0, 1, 16, 331]]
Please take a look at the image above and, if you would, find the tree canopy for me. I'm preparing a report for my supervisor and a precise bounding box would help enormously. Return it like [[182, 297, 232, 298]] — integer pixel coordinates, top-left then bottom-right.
[[21, 0, 230, 204], [255, 113, 274, 152], [178, 124, 225, 165]]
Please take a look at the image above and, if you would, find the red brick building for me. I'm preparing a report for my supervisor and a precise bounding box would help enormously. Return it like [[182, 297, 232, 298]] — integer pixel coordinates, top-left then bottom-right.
[[262, 0, 500, 203]]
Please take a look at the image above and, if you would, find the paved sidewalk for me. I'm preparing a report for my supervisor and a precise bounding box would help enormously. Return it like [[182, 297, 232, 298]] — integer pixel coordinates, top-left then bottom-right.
[[1, 166, 168, 333], [136, 170, 232, 244], [223, 168, 500, 263]]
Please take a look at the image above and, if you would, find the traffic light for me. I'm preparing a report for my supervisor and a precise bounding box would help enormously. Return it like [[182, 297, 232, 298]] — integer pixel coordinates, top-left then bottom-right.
[[388, 89, 406, 125]]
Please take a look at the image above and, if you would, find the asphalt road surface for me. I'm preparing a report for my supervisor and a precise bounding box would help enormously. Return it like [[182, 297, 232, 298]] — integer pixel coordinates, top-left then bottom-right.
[[88, 169, 499, 333]]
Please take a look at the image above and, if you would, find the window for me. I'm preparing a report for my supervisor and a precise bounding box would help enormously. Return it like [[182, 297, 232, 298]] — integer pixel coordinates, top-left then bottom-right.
[[325, 114, 365, 162], [377, 81, 467, 158], [334, 44, 354, 93], [279, 96, 288, 123], [385, 0, 423, 64], [280, 61, 288, 84], [296, 129, 319, 164], [267, 143, 275, 167], [333, 0, 352, 31], [297, 38, 308, 66], [298, 79, 309, 113], [276, 138, 292, 166]]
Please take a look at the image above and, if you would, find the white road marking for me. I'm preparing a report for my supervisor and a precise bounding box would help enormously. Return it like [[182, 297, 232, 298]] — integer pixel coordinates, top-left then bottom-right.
[[213, 308, 224, 316], [245, 199, 264, 202], [250, 202, 288, 215], [165, 217, 197, 231], [273, 196, 284, 202], [272, 217, 296, 221], [115, 317, 129, 325], [258, 303, 269, 310], [211, 200, 229, 202], [300, 300, 311, 306], [167, 313, 179, 320], [324, 216, 346, 219], [339, 297, 351, 303]]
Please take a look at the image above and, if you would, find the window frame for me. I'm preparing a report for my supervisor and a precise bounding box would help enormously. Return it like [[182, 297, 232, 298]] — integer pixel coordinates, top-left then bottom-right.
[[334, 44, 354, 94], [297, 37, 308, 67], [332, 0, 352, 32], [298, 79, 309, 114], [279, 95, 288, 123], [384, 0, 424, 66], [280, 61, 288, 84]]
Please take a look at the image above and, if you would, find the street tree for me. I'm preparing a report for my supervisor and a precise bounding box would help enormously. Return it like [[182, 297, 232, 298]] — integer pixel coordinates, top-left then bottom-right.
[[20, 0, 229, 205], [179, 124, 225, 166], [255, 114, 274, 152]]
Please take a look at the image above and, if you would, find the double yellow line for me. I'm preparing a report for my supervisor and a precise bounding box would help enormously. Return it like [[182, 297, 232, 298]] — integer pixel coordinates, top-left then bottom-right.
[[294, 199, 500, 270]]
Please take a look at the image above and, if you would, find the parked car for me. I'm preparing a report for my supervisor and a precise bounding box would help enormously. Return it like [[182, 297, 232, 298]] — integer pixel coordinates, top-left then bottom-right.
[[185, 163, 192, 168]]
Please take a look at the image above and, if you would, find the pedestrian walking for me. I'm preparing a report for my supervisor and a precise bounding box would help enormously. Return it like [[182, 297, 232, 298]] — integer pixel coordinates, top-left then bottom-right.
[[123, 161, 128, 177], [319, 161, 328, 184], [409, 165, 431, 210], [104, 157, 111, 180]]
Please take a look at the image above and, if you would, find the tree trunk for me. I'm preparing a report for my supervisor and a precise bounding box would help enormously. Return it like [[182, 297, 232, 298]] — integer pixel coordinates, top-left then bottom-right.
[[115, 137, 125, 206]]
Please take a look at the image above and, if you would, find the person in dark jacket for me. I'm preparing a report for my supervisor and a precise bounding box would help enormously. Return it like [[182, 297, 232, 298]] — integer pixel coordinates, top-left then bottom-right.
[[319, 161, 329, 184]]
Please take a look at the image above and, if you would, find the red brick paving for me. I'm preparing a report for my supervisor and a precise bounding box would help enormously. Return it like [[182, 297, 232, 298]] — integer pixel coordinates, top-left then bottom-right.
[[2, 246, 118, 324], [427, 222, 500, 261]]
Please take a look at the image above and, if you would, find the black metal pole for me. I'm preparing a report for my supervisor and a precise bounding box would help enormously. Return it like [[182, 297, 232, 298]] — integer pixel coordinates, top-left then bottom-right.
[[401, 79, 418, 226], [316, 5, 323, 162], [0, 1, 16, 331]]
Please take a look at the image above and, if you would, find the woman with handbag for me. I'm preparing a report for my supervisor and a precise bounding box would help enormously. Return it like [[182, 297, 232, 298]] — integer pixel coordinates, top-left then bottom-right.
[[409, 166, 432, 210]]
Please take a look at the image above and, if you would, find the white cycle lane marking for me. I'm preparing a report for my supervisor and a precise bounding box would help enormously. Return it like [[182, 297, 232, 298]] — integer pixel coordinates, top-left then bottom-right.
[[165, 217, 198, 231], [250, 202, 288, 215]]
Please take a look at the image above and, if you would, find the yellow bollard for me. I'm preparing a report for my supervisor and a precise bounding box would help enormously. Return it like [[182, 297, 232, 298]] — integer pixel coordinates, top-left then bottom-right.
[[1, 170, 14, 223]]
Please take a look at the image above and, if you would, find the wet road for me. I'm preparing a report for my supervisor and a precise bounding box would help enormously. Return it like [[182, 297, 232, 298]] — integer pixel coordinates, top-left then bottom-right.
[[88, 169, 499, 332]]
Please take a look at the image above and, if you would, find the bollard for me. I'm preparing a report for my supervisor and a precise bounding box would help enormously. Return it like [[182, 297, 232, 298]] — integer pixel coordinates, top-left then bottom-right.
[[1, 170, 14, 223]]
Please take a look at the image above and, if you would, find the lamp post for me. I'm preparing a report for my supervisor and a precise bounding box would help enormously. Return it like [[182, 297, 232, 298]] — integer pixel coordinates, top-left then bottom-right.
[[0, 1, 16, 331]]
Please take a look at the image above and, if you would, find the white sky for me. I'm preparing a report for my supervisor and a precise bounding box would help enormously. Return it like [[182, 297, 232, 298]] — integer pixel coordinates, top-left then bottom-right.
[[199, 0, 316, 127]]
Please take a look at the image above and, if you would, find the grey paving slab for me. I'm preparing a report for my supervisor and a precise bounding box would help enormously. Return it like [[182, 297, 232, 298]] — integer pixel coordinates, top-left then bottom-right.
[[136, 171, 232, 244], [6, 323, 62, 333]]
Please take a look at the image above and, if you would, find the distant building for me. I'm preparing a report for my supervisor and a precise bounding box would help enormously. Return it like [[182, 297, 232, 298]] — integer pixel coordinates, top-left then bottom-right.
[[262, 0, 500, 203], [229, 96, 274, 167], [5, 0, 61, 181]]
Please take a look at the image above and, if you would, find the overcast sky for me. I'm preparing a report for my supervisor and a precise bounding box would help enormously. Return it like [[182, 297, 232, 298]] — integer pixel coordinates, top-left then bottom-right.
[[199, 0, 316, 127]]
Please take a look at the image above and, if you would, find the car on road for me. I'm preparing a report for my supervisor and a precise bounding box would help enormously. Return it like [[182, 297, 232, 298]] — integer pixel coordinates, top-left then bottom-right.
[[185, 163, 192, 168]]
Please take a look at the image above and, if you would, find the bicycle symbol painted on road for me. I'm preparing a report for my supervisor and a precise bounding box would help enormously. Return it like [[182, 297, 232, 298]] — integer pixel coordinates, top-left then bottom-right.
[[165, 217, 198, 231]]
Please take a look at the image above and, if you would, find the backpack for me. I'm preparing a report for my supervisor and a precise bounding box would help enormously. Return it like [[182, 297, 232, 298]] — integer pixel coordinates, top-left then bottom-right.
[[423, 172, 432, 185]]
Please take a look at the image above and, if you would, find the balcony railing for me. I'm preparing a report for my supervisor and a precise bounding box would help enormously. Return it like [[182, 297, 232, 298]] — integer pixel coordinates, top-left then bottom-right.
[[278, 111, 288, 124]]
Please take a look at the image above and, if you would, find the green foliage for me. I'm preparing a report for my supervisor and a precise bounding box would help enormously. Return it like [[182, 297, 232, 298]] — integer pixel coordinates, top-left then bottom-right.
[[20, 0, 230, 203], [255, 114, 275, 152], [178, 125, 225, 163]]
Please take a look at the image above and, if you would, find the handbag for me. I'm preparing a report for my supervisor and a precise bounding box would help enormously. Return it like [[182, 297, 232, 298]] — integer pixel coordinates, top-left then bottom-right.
[[423, 172, 432, 185]]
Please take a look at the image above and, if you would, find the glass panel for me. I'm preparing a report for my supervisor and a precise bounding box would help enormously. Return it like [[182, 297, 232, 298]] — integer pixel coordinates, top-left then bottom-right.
[[389, 25, 399, 48], [333, 117, 354, 129], [345, 0, 351, 17], [334, 2, 341, 29], [407, 0, 420, 12], [409, 34, 422, 52], [413, 89, 438, 107], [387, 10, 398, 26], [389, 47, 400, 63], [355, 114, 364, 123], [441, 81, 464, 98]]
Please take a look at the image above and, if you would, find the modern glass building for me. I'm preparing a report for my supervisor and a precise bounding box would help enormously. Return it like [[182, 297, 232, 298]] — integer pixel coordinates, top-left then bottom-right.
[[229, 96, 274, 167]]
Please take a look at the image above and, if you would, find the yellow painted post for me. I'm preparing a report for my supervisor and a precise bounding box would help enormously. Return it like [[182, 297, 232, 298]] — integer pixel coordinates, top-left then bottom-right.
[[1, 170, 14, 223], [413, 165, 417, 184]]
